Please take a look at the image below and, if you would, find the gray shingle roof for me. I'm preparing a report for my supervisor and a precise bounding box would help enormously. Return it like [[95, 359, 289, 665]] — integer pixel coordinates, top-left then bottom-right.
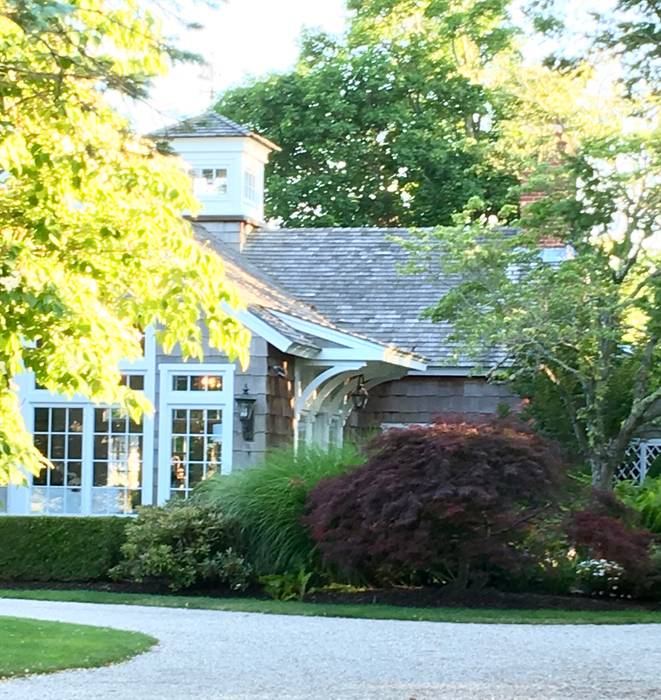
[[242, 228, 489, 367], [150, 111, 280, 151], [194, 224, 421, 361]]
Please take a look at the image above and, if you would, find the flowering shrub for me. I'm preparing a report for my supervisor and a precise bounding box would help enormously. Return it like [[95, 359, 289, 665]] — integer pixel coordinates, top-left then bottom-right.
[[567, 490, 657, 597], [303, 418, 568, 588], [575, 559, 625, 597]]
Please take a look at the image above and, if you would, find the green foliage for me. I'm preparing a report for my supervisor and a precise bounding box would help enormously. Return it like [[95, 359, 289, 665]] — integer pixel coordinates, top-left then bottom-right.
[[0, 0, 250, 485], [111, 502, 252, 592], [304, 419, 568, 588], [616, 477, 661, 534], [215, 1, 517, 227], [526, 0, 660, 94], [403, 126, 661, 489], [259, 570, 314, 601], [0, 516, 127, 581], [195, 445, 364, 575]]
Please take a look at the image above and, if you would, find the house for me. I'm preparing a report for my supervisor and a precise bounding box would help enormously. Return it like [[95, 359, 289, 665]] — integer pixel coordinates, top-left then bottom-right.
[[3, 111, 523, 517]]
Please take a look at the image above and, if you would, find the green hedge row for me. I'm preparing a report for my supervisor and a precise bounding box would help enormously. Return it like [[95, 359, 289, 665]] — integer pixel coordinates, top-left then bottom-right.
[[0, 517, 128, 582]]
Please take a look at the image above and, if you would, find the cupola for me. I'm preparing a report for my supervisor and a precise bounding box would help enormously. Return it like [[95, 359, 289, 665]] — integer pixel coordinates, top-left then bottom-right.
[[150, 111, 280, 248]]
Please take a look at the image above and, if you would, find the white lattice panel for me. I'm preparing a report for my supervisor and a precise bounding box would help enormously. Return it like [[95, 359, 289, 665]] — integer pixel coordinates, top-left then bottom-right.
[[616, 440, 661, 483]]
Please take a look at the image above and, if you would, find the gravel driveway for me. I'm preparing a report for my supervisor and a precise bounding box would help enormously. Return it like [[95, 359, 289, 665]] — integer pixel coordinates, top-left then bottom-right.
[[0, 598, 660, 700]]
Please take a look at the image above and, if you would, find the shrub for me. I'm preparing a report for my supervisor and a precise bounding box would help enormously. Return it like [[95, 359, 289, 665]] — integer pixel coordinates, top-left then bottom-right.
[[0, 516, 127, 582], [566, 490, 654, 593], [616, 476, 661, 533], [303, 418, 567, 588], [195, 445, 363, 575], [575, 559, 626, 597], [110, 502, 251, 592]]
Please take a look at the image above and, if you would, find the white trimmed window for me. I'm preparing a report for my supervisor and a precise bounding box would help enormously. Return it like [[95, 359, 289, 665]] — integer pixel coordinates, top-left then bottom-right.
[[193, 168, 228, 195], [32, 406, 84, 514], [9, 368, 155, 516], [157, 364, 234, 504], [244, 170, 258, 203]]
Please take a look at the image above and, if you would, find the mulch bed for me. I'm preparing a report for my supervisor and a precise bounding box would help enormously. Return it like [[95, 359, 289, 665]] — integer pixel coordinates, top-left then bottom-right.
[[3, 580, 659, 611], [306, 586, 661, 612]]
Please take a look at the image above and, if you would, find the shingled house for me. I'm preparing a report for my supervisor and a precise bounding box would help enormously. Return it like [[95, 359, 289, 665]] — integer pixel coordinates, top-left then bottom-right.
[[6, 112, 524, 517]]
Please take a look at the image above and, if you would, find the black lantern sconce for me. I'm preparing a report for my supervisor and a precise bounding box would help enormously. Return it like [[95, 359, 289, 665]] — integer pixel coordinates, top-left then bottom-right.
[[236, 384, 257, 441], [349, 375, 369, 411]]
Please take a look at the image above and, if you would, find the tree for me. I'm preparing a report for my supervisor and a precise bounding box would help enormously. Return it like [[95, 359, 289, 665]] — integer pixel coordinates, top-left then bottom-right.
[[527, 0, 661, 94], [303, 418, 566, 588], [215, 0, 517, 227], [402, 124, 660, 489], [0, 0, 250, 485]]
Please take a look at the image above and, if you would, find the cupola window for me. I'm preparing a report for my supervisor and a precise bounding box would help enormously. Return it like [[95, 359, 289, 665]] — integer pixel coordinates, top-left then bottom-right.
[[244, 170, 259, 203], [193, 168, 228, 195]]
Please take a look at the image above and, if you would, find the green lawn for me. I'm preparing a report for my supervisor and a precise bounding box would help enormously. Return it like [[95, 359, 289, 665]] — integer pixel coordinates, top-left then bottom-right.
[[1, 588, 660, 625], [0, 615, 156, 679]]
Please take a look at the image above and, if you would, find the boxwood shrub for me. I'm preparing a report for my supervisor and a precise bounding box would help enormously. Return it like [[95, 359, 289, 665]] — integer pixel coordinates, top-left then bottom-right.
[[0, 516, 127, 582]]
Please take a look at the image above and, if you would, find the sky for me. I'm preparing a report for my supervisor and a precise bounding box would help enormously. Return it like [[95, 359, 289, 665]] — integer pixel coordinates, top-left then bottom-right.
[[125, 0, 348, 133], [124, 0, 610, 134]]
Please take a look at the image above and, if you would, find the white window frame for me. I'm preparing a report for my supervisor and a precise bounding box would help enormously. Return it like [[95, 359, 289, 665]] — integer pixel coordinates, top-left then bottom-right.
[[157, 363, 235, 505], [7, 327, 156, 516], [243, 169, 258, 203], [192, 167, 229, 197]]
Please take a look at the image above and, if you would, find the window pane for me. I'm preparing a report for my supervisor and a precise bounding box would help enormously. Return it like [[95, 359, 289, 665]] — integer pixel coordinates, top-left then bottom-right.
[[0, 487, 7, 513], [69, 408, 83, 432], [190, 375, 205, 391], [129, 375, 144, 391], [94, 462, 107, 487], [94, 435, 108, 460], [33, 465, 48, 486], [189, 410, 204, 434], [50, 461, 65, 486], [68, 435, 82, 460], [51, 408, 66, 432], [34, 433, 48, 455], [189, 436, 204, 461], [50, 434, 65, 459], [207, 441, 221, 466], [95, 408, 109, 432], [171, 457, 186, 488], [188, 463, 204, 486], [34, 408, 49, 432], [129, 417, 142, 434], [172, 410, 187, 433], [67, 461, 82, 485], [64, 488, 82, 514], [111, 407, 125, 433], [173, 375, 189, 391]]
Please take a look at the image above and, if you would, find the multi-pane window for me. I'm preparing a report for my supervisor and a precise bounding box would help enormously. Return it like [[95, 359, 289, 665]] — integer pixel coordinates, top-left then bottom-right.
[[170, 408, 223, 498], [172, 374, 223, 392], [121, 374, 145, 391], [29, 374, 146, 516], [32, 407, 84, 514], [92, 405, 143, 515], [193, 168, 228, 195], [244, 170, 258, 202]]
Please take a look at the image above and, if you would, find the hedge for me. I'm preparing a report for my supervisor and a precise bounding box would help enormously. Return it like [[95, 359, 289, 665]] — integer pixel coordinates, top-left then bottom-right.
[[0, 517, 128, 582]]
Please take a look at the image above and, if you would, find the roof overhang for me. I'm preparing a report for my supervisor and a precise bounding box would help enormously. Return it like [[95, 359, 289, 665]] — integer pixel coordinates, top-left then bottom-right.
[[272, 312, 427, 371]]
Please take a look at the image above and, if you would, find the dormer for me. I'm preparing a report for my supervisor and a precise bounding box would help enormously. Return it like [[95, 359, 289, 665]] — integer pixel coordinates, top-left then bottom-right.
[[151, 111, 280, 225]]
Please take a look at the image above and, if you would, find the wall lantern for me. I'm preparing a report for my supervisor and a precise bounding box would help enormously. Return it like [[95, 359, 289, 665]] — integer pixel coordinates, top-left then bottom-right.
[[236, 384, 257, 441], [349, 375, 369, 411]]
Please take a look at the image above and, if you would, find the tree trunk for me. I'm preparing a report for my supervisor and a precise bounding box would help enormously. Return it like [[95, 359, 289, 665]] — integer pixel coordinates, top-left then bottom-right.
[[589, 456, 614, 491]]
